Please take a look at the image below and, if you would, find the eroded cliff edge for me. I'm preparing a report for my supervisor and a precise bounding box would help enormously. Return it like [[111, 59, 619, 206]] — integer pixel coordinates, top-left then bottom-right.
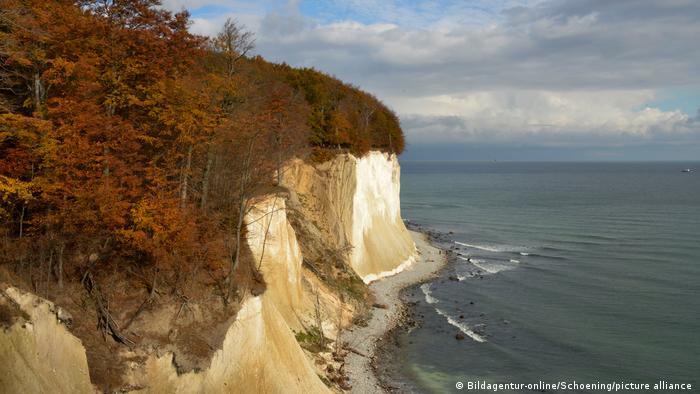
[[0, 151, 415, 393]]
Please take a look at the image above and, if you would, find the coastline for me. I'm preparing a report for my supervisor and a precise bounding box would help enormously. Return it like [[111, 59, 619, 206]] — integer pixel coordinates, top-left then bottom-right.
[[343, 229, 448, 393]]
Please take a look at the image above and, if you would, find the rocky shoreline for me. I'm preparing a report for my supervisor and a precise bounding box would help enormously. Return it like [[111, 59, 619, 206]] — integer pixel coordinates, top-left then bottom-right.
[[343, 226, 456, 393], [371, 224, 461, 393]]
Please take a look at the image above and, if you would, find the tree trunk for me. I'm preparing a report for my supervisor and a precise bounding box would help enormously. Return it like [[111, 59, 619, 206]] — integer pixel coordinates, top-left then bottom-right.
[[103, 146, 110, 177], [200, 147, 213, 210], [150, 267, 158, 298], [104, 103, 115, 178], [19, 204, 25, 239], [180, 144, 193, 209], [46, 248, 53, 296], [57, 243, 65, 289], [228, 197, 247, 299], [314, 288, 325, 349], [227, 134, 257, 299], [33, 72, 45, 118], [275, 134, 282, 185]]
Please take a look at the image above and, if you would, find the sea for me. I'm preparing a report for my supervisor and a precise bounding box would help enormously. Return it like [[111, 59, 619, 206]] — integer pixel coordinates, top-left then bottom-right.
[[393, 161, 700, 393]]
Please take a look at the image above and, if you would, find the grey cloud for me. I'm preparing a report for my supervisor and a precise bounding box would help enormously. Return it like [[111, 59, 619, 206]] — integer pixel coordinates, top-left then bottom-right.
[[402, 113, 700, 146], [256, 0, 700, 95], [259, 2, 308, 37], [506, 0, 700, 25]]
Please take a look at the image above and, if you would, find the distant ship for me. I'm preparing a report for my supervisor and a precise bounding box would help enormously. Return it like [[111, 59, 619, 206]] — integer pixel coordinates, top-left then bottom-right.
[[681, 168, 693, 173]]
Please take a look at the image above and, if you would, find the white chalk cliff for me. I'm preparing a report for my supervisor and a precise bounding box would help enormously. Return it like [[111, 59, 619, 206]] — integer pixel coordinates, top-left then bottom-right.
[[0, 151, 416, 393], [351, 152, 416, 282], [283, 151, 416, 282]]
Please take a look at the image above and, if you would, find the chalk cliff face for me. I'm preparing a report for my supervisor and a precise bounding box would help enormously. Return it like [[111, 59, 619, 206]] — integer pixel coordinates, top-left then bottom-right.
[[350, 152, 416, 282], [0, 150, 415, 393], [283, 151, 416, 282], [244, 196, 353, 336]]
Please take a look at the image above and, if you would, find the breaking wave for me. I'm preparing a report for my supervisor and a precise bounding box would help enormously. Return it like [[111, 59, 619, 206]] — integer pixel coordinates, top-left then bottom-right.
[[470, 259, 516, 274], [420, 283, 439, 304], [455, 241, 526, 253], [435, 308, 486, 343]]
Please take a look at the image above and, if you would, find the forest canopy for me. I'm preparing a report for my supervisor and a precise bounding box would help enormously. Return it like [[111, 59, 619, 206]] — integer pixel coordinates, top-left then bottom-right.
[[0, 0, 404, 305]]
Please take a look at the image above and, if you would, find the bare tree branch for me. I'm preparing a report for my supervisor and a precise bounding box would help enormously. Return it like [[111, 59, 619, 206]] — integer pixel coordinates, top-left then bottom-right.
[[214, 18, 255, 76]]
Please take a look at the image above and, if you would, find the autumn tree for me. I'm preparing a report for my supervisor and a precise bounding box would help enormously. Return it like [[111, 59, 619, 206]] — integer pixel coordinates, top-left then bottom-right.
[[213, 18, 255, 77], [260, 82, 309, 184], [0, 0, 404, 315]]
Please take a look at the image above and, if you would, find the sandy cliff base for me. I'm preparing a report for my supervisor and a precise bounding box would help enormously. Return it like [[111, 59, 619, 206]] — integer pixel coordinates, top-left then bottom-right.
[[125, 295, 329, 394], [343, 231, 446, 393]]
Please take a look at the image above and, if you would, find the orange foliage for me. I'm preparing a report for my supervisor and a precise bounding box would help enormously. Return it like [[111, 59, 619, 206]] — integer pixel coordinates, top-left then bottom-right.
[[0, 0, 405, 296]]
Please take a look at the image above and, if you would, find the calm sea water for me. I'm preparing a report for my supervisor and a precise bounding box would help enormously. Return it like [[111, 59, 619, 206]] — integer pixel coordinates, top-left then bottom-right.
[[396, 162, 700, 393]]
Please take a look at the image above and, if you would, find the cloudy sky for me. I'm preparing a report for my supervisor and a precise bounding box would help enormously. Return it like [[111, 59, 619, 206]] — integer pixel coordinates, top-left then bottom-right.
[[163, 0, 700, 160]]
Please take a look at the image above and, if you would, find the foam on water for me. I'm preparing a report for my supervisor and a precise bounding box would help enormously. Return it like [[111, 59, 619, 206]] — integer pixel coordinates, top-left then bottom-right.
[[435, 308, 486, 343], [470, 259, 515, 274], [420, 283, 439, 304], [455, 241, 526, 253]]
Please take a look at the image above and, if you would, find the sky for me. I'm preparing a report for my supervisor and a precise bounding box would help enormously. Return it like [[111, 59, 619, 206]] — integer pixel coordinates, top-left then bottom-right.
[[162, 0, 700, 161]]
